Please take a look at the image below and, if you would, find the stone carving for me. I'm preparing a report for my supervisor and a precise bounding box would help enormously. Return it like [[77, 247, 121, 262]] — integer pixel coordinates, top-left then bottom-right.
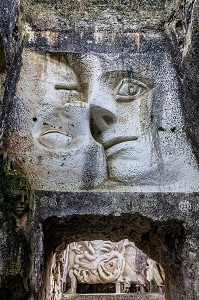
[[89, 51, 199, 191], [65, 240, 165, 294], [49, 247, 69, 300], [67, 240, 126, 294], [146, 258, 165, 293], [3, 51, 107, 190], [3, 42, 199, 191]]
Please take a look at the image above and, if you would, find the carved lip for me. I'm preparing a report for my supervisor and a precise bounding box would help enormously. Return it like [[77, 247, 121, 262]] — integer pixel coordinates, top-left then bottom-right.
[[15, 206, 26, 210], [40, 129, 68, 135], [106, 138, 140, 159], [104, 136, 138, 150]]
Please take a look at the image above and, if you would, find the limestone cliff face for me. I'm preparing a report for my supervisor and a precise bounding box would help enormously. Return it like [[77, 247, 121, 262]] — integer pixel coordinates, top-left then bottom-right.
[[0, 1, 199, 300]]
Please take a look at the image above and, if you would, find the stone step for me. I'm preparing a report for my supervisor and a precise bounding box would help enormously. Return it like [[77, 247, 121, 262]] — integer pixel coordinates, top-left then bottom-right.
[[62, 293, 165, 300]]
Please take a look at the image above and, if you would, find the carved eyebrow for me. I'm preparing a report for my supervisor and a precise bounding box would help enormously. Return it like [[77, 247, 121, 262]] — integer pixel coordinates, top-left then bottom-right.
[[101, 70, 152, 87], [102, 70, 131, 79], [54, 83, 79, 90]]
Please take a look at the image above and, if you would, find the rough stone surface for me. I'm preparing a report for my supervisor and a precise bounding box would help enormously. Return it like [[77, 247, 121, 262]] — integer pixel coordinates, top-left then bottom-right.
[[3, 42, 199, 192], [62, 293, 165, 300], [33, 191, 199, 300]]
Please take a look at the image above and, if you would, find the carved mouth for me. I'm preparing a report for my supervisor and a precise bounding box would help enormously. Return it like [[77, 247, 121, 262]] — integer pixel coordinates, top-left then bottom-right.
[[15, 206, 25, 210], [104, 137, 138, 150], [39, 130, 72, 149]]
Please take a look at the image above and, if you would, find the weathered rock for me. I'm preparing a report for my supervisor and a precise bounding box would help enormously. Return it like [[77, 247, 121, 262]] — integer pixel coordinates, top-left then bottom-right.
[[62, 294, 165, 300]]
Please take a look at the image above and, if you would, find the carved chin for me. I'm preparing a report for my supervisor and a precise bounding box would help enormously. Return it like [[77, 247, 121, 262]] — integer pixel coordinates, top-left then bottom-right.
[[105, 140, 159, 185], [107, 158, 160, 185]]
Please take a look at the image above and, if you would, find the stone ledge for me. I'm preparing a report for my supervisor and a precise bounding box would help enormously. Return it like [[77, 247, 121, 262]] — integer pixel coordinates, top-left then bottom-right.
[[62, 293, 165, 300]]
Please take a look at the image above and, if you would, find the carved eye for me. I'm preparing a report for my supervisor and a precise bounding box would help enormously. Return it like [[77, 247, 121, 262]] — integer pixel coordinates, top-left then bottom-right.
[[39, 130, 72, 149], [115, 79, 148, 102], [55, 84, 82, 102]]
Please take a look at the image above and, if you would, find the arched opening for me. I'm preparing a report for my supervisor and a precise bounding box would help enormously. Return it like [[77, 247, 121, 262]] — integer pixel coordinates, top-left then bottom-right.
[[38, 214, 185, 300]]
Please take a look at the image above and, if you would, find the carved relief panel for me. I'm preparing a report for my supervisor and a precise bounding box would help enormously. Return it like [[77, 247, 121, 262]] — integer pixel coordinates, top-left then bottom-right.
[[49, 239, 165, 298], [3, 35, 199, 191]]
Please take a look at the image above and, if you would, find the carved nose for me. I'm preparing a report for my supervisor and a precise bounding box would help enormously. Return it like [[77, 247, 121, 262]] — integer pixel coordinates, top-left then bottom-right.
[[89, 76, 118, 132], [90, 104, 117, 131]]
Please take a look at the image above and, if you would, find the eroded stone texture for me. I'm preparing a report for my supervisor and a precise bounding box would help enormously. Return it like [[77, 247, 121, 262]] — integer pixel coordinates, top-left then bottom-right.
[[62, 294, 165, 300], [23, 0, 168, 33], [0, 38, 6, 114], [0, 155, 32, 300], [4, 50, 107, 190], [29, 191, 199, 300], [3, 39, 199, 191]]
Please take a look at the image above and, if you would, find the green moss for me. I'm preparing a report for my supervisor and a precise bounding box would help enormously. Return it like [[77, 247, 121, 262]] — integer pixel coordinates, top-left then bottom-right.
[[0, 152, 31, 209]]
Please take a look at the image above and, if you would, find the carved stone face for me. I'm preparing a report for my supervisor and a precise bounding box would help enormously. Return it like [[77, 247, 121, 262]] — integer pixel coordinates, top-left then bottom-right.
[[4, 35, 199, 191], [88, 48, 199, 191], [89, 54, 155, 186], [12, 191, 29, 217], [4, 51, 107, 190]]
